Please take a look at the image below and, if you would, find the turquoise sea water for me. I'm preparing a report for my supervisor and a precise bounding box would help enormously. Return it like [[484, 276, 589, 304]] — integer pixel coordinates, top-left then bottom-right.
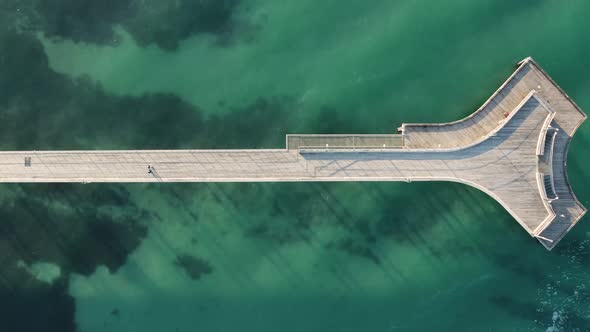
[[1, 0, 590, 331]]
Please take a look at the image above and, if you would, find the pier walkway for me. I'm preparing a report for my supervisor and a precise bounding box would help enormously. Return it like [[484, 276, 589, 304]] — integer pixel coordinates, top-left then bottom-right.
[[0, 58, 585, 250]]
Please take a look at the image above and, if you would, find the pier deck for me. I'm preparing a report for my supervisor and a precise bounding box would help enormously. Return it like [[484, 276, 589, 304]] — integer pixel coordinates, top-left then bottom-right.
[[0, 58, 585, 250]]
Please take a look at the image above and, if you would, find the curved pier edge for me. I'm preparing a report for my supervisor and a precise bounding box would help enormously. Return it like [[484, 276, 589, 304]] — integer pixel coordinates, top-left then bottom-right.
[[524, 57, 587, 250], [535, 121, 587, 250], [396, 56, 587, 250]]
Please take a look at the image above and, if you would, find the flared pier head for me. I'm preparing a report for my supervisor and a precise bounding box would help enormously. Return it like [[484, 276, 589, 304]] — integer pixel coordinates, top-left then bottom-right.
[[397, 57, 587, 250], [0, 57, 585, 249]]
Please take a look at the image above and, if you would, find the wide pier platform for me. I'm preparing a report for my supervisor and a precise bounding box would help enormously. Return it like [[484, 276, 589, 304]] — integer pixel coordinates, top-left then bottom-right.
[[1, 58, 585, 250]]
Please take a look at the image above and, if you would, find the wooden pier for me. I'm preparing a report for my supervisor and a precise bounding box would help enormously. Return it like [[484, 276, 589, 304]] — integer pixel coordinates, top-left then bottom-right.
[[0, 57, 585, 250]]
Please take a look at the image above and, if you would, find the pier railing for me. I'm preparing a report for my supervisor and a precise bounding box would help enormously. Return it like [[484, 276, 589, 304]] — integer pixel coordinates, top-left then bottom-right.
[[286, 134, 404, 150]]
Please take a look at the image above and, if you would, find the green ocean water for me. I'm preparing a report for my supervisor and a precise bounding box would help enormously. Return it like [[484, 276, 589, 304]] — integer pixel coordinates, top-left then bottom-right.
[[1, 0, 590, 331]]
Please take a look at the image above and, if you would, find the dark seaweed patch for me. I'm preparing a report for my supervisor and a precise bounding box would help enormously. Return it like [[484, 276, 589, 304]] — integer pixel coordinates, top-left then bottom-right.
[[124, 0, 244, 50], [2, 0, 246, 50], [0, 272, 76, 332], [1, 184, 149, 276], [328, 238, 381, 265], [0, 183, 150, 332], [175, 254, 213, 280], [0, 31, 295, 151], [0, 29, 301, 331]]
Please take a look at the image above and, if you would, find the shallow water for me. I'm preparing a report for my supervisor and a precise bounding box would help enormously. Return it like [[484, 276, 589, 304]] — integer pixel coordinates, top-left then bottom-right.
[[1, 0, 590, 331]]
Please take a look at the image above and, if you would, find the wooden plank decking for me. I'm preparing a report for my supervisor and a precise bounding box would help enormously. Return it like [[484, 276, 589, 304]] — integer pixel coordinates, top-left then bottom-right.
[[399, 58, 587, 249], [0, 58, 585, 250]]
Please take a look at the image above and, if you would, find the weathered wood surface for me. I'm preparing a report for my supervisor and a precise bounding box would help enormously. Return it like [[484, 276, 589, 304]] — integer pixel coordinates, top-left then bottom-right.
[[0, 58, 585, 250], [286, 134, 403, 150], [401, 58, 585, 149], [400, 58, 587, 249]]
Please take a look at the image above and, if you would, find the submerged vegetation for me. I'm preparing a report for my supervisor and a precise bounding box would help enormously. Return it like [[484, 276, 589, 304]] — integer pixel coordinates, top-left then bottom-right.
[[0, 0, 589, 331], [175, 254, 213, 280], [3, 0, 245, 50]]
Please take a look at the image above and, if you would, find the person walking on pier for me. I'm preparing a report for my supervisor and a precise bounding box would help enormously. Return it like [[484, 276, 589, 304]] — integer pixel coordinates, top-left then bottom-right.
[[148, 165, 153, 174]]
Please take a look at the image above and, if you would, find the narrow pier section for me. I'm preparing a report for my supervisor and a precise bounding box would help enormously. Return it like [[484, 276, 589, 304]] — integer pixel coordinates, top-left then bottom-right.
[[0, 58, 585, 250]]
